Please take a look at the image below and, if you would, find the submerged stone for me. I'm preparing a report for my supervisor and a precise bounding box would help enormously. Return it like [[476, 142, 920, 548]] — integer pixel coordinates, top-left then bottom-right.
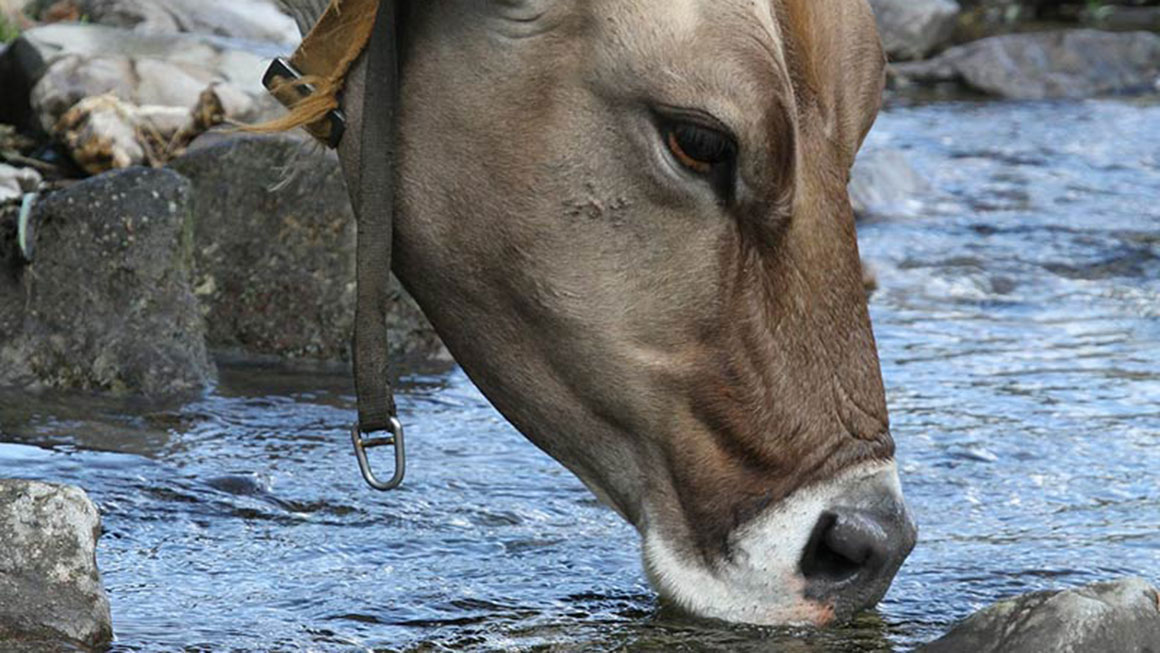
[[921, 577, 1160, 653], [848, 148, 931, 221]]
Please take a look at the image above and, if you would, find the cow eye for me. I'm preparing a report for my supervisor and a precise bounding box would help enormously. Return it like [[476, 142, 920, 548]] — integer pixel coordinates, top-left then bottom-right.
[[657, 112, 738, 201], [666, 123, 734, 174]]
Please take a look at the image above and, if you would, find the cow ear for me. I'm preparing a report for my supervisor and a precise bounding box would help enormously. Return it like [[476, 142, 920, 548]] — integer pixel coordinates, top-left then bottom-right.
[[834, 1, 888, 166], [782, 0, 886, 170]]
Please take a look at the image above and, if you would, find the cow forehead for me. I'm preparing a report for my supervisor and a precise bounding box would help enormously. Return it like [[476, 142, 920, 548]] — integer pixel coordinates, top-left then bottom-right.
[[569, 0, 802, 139], [586, 0, 792, 80], [588, 0, 784, 44]]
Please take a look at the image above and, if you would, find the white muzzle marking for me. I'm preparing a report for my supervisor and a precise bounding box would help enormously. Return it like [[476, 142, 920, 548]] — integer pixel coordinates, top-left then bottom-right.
[[641, 460, 903, 625]]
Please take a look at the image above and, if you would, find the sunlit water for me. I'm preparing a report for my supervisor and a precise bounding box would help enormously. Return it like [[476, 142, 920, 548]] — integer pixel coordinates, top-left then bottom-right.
[[2, 98, 1159, 651]]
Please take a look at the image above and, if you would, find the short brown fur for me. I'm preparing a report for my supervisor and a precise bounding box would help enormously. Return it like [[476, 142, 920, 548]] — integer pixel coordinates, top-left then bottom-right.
[[277, 0, 908, 626]]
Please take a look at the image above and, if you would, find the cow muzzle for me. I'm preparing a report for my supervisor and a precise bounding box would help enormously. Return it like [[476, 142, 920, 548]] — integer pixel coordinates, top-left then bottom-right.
[[798, 468, 917, 620], [642, 461, 915, 626]]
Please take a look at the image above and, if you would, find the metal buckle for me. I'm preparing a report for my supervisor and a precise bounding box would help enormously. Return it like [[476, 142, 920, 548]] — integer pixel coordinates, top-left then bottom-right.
[[262, 57, 346, 149], [351, 418, 405, 491]]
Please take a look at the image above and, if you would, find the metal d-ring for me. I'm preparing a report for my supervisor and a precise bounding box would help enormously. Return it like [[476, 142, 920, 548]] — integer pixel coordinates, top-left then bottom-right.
[[351, 417, 405, 491]]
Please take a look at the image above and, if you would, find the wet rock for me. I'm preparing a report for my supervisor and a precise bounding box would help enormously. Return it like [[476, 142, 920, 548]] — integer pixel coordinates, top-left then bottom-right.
[[0, 162, 40, 201], [848, 148, 931, 220], [0, 479, 113, 650], [0, 166, 214, 394], [921, 577, 1160, 653], [892, 29, 1160, 99], [868, 0, 961, 61], [0, 22, 282, 134], [168, 134, 446, 362], [76, 0, 299, 46]]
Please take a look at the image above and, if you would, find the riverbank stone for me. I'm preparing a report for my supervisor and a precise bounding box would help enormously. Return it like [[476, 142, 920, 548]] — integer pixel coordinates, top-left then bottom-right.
[[892, 29, 1160, 99], [920, 577, 1160, 653], [0, 479, 113, 651], [75, 0, 300, 46], [169, 134, 446, 363], [0, 22, 283, 134], [868, 0, 961, 61], [0, 166, 214, 394]]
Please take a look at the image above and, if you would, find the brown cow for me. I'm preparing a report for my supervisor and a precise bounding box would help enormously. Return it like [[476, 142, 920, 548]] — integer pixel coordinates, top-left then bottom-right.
[[277, 0, 916, 625]]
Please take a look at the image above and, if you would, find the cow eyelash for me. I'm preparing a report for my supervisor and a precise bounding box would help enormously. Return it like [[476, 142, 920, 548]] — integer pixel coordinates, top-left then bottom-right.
[[655, 110, 738, 202], [666, 123, 733, 172]]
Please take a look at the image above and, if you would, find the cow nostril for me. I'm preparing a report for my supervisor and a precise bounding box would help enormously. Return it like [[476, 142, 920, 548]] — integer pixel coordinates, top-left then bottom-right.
[[800, 510, 885, 584], [800, 512, 861, 583], [795, 474, 917, 618]]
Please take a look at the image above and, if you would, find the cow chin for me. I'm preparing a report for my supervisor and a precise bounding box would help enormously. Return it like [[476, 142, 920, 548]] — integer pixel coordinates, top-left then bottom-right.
[[640, 461, 915, 627]]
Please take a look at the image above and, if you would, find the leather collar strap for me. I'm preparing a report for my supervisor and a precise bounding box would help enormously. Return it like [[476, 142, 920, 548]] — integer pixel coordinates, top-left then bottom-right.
[[351, 0, 405, 490], [264, 0, 406, 490], [262, 0, 379, 147]]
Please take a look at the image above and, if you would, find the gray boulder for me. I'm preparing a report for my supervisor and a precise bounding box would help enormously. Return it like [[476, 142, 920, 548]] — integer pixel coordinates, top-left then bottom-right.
[[0, 167, 214, 394], [169, 134, 446, 363], [892, 29, 1160, 100], [921, 578, 1160, 653], [0, 479, 113, 651], [848, 148, 931, 220], [868, 0, 961, 61], [77, 0, 300, 46], [0, 22, 283, 134]]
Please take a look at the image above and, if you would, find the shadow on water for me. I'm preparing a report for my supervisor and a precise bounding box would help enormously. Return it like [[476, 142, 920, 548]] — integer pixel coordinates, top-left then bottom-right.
[[1, 97, 1159, 651]]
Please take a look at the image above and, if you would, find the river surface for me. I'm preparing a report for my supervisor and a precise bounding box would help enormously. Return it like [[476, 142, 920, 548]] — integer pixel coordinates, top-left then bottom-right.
[[2, 98, 1159, 652]]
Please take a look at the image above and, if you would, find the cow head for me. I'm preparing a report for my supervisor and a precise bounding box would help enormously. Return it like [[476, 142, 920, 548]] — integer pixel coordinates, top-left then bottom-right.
[[335, 0, 915, 625]]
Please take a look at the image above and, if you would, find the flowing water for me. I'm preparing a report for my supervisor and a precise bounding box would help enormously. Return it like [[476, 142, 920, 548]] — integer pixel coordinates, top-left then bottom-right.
[[2, 97, 1159, 652]]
